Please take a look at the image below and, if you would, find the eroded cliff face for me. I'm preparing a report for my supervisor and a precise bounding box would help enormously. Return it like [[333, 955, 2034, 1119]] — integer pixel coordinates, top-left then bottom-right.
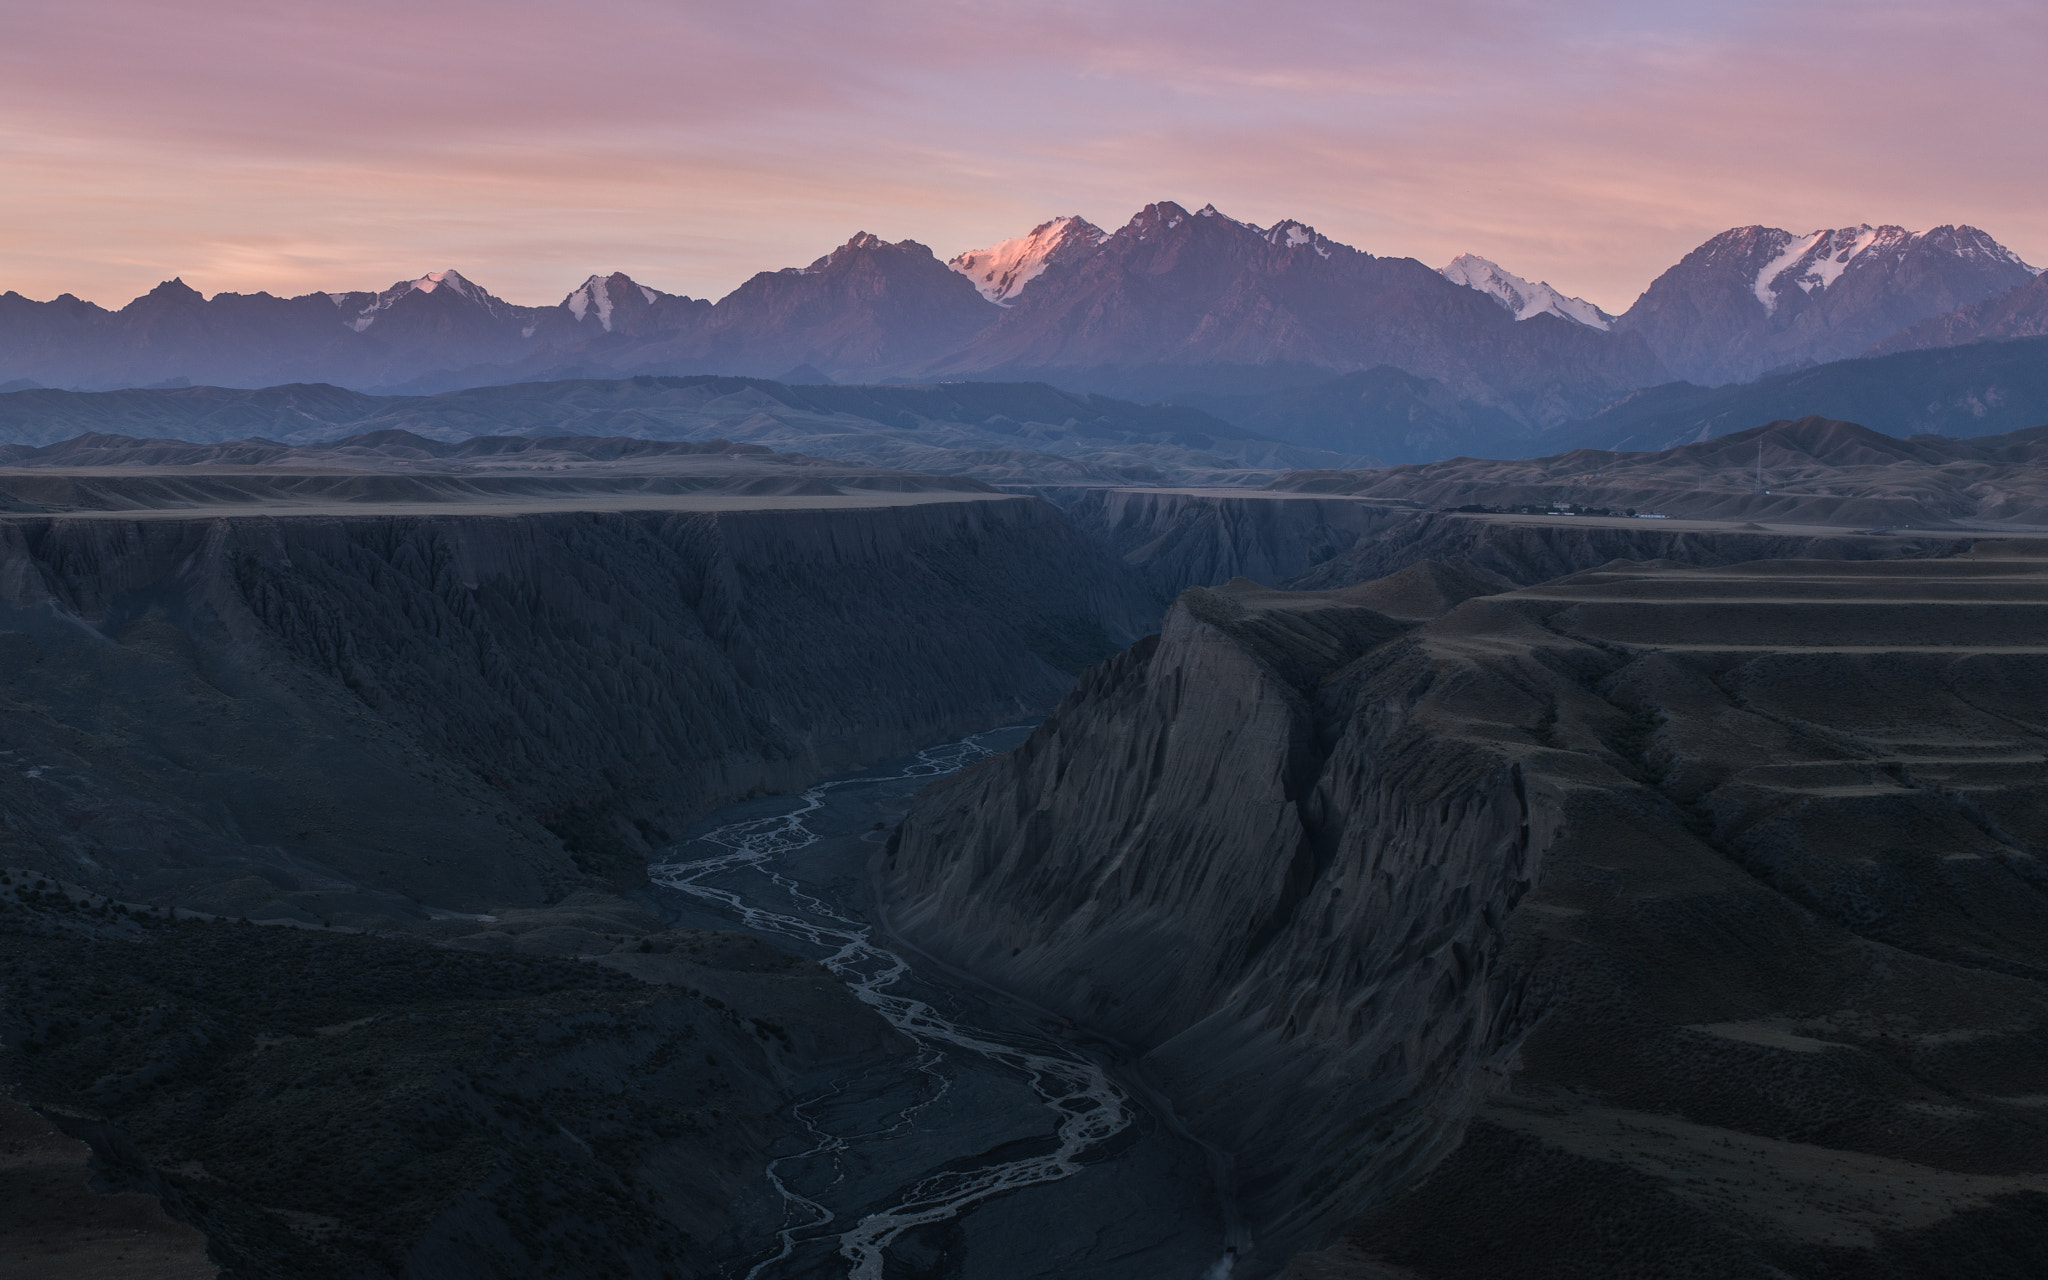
[[887, 554, 2048, 1276], [1051, 489, 1954, 605], [1289, 510, 1959, 589], [0, 497, 1154, 923], [1059, 488, 1420, 595], [885, 580, 1563, 1251]]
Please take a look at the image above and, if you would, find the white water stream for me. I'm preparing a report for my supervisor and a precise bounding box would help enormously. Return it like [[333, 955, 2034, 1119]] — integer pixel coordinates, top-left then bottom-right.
[[645, 732, 1146, 1280]]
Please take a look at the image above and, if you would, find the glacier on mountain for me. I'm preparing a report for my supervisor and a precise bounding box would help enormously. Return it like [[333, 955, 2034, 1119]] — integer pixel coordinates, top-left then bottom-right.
[[948, 216, 1108, 305], [1438, 254, 1612, 329], [565, 275, 614, 329], [1750, 225, 2040, 316], [563, 273, 630, 331], [348, 269, 506, 332]]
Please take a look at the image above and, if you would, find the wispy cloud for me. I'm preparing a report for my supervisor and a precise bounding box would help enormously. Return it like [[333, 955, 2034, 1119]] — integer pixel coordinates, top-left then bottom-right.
[[2, 0, 2042, 309]]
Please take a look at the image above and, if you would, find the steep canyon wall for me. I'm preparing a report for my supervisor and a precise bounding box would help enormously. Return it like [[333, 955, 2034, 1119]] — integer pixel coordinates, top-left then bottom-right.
[[1058, 488, 1419, 594], [1050, 489, 1957, 600], [886, 556, 2048, 1276], [0, 497, 1154, 924]]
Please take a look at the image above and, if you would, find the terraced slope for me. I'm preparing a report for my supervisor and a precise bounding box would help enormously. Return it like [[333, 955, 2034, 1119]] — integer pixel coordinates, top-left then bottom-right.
[[885, 547, 2048, 1277]]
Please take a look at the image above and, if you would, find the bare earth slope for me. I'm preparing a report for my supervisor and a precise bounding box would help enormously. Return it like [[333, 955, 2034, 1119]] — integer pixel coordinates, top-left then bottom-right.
[[885, 548, 2048, 1277]]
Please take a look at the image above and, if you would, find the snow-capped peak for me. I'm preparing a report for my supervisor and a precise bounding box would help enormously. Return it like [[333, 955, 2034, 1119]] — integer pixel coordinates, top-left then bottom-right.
[[1439, 254, 1613, 330], [1750, 226, 1904, 314], [948, 216, 1108, 305], [1263, 220, 1333, 258], [797, 232, 905, 275], [563, 274, 614, 328], [347, 269, 503, 331], [408, 269, 487, 299], [1193, 203, 1255, 230], [559, 272, 666, 331], [1748, 224, 2039, 314]]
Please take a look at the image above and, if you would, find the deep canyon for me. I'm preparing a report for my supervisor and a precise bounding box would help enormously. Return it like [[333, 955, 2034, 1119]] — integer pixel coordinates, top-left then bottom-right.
[[5, 427, 2048, 1278]]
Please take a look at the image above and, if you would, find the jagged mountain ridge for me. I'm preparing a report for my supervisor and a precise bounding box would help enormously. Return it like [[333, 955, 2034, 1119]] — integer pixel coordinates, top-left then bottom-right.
[[0, 269, 685, 394], [550, 232, 998, 383], [561, 271, 666, 333], [923, 201, 1669, 428], [2, 208, 2039, 444], [948, 216, 1109, 304], [1615, 223, 2038, 385], [1438, 254, 1613, 330], [0, 204, 1671, 416]]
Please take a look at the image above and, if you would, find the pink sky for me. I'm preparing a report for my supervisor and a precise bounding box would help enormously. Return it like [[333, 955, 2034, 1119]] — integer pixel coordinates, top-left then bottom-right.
[[3, 0, 2044, 313]]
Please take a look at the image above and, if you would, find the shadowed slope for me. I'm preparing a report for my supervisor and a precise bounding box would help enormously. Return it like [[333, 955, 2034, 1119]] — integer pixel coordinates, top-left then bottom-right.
[[1521, 341, 2048, 455], [886, 548, 2048, 1276], [0, 497, 1153, 925]]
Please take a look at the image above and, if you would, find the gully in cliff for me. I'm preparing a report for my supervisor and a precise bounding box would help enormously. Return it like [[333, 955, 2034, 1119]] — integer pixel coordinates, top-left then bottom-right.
[[884, 553, 2048, 1278]]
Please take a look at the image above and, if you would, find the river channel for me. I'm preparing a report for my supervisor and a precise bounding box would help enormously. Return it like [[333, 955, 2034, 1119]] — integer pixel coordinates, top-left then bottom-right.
[[644, 729, 1240, 1280]]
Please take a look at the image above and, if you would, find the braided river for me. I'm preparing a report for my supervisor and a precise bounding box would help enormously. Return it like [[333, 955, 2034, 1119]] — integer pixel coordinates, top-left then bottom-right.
[[647, 729, 1243, 1280]]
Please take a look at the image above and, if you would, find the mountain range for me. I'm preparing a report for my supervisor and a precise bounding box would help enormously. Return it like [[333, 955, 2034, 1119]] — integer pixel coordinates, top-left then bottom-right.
[[2, 202, 2042, 462]]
